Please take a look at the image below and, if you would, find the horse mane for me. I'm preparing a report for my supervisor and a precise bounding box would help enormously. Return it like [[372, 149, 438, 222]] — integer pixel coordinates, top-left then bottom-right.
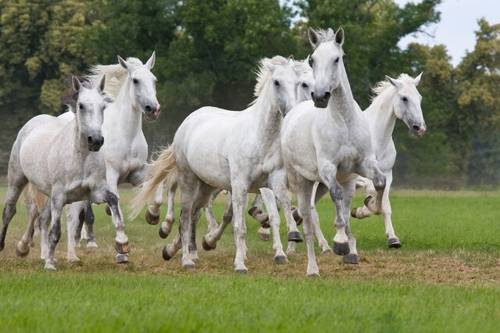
[[253, 55, 290, 97], [371, 73, 414, 100], [86, 57, 144, 98], [313, 28, 336, 44], [292, 58, 312, 77]]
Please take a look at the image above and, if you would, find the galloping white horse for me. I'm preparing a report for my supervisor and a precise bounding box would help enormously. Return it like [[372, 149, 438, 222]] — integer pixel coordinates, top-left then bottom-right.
[[307, 73, 426, 249], [144, 59, 314, 246], [132, 56, 304, 272], [281, 27, 386, 276], [0, 76, 120, 270], [17, 53, 160, 263]]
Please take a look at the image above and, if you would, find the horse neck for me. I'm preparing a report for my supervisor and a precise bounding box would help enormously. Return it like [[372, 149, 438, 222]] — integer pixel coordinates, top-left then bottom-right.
[[252, 85, 282, 146], [365, 88, 397, 151], [328, 64, 357, 123], [114, 81, 143, 140]]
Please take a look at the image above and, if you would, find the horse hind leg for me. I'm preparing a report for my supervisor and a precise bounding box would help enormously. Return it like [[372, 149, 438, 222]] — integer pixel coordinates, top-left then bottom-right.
[[1, 174, 28, 251], [16, 198, 40, 257], [145, 183, 163, 225], [83, 203, 97, 248], [159, 181, 177, 239]]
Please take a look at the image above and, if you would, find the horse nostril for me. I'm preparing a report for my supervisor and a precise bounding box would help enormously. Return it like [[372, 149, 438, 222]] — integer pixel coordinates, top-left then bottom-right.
[[413, 125, 420, 131], [145, 105, 152, 112], [87, 136, 93, 144]]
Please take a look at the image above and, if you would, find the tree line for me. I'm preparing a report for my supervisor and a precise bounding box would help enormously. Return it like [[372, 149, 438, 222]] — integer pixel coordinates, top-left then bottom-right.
[[0, 0, 498, 188]]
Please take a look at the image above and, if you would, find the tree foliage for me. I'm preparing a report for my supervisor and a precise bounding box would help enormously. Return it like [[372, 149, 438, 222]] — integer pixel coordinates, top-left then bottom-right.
[[0, 0, 498, 187]]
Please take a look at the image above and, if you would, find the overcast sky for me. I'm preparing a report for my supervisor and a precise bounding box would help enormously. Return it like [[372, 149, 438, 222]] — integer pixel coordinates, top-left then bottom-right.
[[396, 0, 500, 65]]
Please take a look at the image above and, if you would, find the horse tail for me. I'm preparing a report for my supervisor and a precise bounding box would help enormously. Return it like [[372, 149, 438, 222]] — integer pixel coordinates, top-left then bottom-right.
[[130, 145, 177, 219], [23, 183, 47, 211]]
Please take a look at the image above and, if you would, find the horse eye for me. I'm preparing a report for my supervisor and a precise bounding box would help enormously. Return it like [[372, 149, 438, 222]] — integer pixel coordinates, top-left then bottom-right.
[[301, 82, 308, 88], [308, 57, 313, 67], [402, 96, 408, 103], [133, 78, 139, 85], [79, 103, 84, 110], [274, 80, 280, 87], [335, 57, 340, 64]]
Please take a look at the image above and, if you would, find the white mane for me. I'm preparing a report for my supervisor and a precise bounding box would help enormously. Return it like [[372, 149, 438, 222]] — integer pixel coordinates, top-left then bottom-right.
[[313, 28, 336, 44], [87, 57, 144, 98], [253, 56, 289, 97], [371, 73, 415, 99]]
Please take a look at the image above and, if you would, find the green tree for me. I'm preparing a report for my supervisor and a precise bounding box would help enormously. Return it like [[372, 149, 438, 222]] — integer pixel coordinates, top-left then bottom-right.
[[162, 0, 297, 110], [455, 19, 500, 186], [297, 0, 441, 107]]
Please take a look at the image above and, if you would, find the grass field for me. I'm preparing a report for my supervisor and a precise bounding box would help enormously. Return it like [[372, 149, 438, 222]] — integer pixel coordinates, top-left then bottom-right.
[[0, 188, 499, 332]]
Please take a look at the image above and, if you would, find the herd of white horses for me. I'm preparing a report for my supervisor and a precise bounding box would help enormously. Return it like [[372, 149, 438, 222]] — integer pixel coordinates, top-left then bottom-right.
[[0, 27, 426, 276]]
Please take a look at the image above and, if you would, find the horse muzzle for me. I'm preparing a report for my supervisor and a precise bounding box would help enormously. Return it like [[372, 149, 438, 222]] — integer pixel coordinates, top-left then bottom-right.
[[87, 135, 104, 152], [144, 103, 161, 121], [311, 91, 330, 109]]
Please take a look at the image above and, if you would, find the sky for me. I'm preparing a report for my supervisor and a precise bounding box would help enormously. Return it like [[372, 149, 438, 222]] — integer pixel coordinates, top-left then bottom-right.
[[395, 0, 500, 66]]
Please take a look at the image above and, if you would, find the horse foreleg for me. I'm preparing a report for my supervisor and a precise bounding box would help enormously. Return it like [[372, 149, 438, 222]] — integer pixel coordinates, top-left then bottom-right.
[[380, 172, 400, 248], [259, 187, 286, 264]]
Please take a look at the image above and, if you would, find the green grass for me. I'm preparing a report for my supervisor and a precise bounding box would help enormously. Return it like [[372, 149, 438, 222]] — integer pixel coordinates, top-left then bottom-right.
[[0, 188, 499, 332]]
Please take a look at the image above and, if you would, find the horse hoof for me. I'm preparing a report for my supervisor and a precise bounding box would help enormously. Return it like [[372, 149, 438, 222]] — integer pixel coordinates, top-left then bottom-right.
[[67, 256, 81, 263], [388, 238, 402, 248], [0, 241, 5, 252], [115, 241, 129, 254], [182, 260, 196, 269], [86, 241, 98, 248], [161, 246, 172, 261], [258, 229, 270, 241], [158, 226, 168, 239], [291, 207, 303, 225], [307, 271, 320, 277], [333, 242, 350, 256], [321, 248, 333, 255], [115, 253, 128, 264], [350, 207, 359, 218], [343, 253, 359, 264], [145, 210, 160, 225], [44, 261, 57, 271], [363, 195, 373, 206], [274, 255, 287, 265], [235, 268, 248, 274], [16, 244, 30, 257], [288, 231, 303, 242], [202, 238, 216, 251], [105, 206, 112, 216]]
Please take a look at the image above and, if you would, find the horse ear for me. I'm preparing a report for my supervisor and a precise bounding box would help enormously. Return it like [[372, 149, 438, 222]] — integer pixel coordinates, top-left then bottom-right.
[[335, 27, 345, 46], [146, 51, 156, 70], [414, 72, 423, 86], [308, 28, 320, 48], [72, 76, 82, 92], [261, 57, 276, 72], [386, 75, 401, 89], [98, 75, 106, 94], [117, 55, 128, 69]]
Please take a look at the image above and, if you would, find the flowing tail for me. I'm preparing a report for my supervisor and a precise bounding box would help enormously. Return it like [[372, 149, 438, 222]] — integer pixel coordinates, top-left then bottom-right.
[[130, 145, 177, 219]]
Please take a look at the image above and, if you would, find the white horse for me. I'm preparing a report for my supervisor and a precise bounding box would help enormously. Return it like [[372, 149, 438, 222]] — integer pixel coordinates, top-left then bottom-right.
[[144, 59, 314, 246], [132, 56, 304, 272], [17, 53, 160, 263], [281, 27, 386, 276], [0, 76, 121, 270], [307, 73, 426, 249]]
